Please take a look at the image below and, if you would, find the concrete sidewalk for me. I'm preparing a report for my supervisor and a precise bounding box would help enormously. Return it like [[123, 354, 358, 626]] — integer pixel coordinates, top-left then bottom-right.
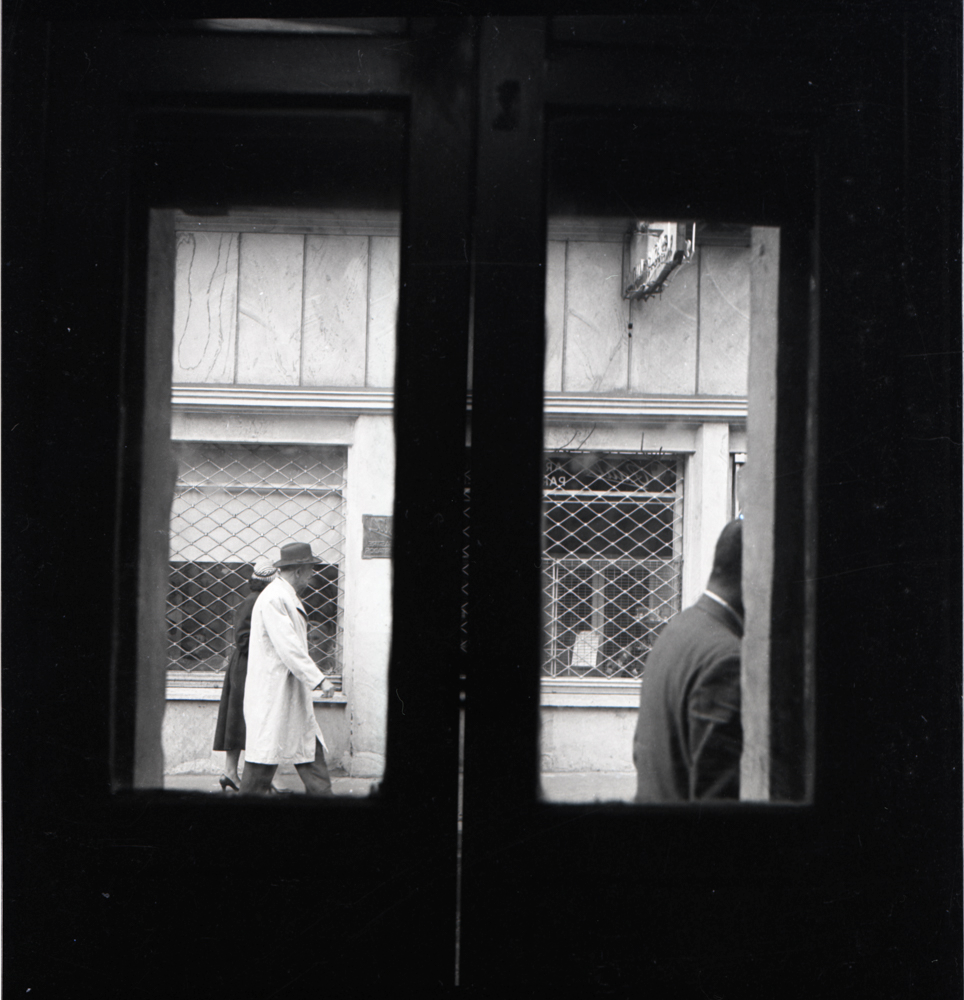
[[165, 770, 636, 803], [164, 773, 375, 795], [540, 771, 636, 804]]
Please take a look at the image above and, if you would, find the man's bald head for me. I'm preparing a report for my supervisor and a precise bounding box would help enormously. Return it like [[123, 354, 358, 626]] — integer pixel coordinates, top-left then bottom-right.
[[707, 518, 743, 610]]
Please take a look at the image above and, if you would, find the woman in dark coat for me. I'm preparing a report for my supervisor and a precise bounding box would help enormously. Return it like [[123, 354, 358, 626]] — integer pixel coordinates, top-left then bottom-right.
[[213, 556, 276, 791]]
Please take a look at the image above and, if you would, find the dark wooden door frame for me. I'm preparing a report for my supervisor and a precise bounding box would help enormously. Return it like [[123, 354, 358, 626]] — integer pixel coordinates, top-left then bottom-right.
[[4, 11, 959, 994], [6, 16, 476, 992], [459, 12, 960, 994]]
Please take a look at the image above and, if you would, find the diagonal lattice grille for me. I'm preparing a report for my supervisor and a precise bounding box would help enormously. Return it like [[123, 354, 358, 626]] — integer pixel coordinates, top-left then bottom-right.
[[167, 442, 345, 681], [542, 453, 683, 678]]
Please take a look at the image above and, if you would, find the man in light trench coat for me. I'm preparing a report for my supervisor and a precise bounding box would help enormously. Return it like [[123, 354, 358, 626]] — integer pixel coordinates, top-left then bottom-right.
[[240, 542, 334, 795]]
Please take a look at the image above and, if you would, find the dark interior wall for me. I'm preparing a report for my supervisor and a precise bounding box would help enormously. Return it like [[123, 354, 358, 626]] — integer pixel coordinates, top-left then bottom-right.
[[4, 9, 960, 995]]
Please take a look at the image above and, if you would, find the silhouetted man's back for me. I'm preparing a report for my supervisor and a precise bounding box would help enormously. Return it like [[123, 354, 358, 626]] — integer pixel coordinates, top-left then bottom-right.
[[633, 519, 743, 802]]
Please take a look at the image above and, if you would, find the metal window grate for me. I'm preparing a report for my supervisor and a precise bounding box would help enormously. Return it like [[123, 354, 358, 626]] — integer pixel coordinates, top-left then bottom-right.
[[167, 442, 346, 682], [542, 453, 683, 678]]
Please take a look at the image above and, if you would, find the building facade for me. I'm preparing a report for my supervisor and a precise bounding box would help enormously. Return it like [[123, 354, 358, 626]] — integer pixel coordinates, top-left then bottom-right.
[[161, 209, 755, 780]]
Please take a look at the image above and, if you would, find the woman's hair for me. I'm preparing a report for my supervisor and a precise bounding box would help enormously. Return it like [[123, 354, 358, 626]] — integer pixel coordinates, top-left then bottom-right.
[[249, 556, 276, 593]]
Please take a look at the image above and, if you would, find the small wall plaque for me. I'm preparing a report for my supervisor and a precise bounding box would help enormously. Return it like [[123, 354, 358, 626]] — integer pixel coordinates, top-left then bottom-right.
[[362, 515, 393, 559]]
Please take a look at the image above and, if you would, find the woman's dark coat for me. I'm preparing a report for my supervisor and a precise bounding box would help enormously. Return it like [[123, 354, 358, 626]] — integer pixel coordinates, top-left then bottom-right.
[[212, 590, 260, 751]]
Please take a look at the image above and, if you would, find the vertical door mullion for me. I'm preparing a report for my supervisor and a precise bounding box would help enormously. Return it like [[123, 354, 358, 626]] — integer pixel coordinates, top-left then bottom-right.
[[386, 19, 475, 810], [460, 16, 548, 983]]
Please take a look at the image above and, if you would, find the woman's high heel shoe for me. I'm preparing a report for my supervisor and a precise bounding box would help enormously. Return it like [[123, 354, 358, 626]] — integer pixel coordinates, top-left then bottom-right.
[[219, 774, 240, 792]]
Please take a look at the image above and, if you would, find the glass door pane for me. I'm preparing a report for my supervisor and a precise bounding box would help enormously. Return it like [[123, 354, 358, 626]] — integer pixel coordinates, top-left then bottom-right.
[[539, 113, 810, 804], [135, 109, 405, 792]]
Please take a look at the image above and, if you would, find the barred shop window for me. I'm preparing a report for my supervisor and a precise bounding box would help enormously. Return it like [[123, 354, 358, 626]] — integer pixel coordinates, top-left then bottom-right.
[[167, 442, 346, 690], [542, 452, 683, 680], [460, 453, 682, 678]]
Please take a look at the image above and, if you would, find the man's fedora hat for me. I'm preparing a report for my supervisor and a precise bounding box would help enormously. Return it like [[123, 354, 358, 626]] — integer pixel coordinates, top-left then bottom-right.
[[274, 542, 325, 568]]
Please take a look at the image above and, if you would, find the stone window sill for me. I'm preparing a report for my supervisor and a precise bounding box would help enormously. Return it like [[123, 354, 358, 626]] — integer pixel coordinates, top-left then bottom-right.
[[165, 672, 346, 704], [540, 678, 640, 709]]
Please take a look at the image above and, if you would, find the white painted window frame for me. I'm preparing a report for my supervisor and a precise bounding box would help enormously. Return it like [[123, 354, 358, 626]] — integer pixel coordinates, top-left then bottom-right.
[[542, 394, 746, 707]]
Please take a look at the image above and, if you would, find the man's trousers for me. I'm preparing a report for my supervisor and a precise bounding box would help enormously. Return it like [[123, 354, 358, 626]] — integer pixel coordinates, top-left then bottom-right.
[[240, 739, 333, 795]]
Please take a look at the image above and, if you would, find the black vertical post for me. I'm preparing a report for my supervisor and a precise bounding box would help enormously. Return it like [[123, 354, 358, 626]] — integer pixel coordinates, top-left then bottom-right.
[[381, 16, 477, 981], [460, 16, 547, 985], [385, 15, 475, 802]]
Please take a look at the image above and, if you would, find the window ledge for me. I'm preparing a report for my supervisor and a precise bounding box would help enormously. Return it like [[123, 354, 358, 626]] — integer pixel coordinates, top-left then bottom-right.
[[541, 678, 641, 709], [165, 673, 346, 704], [171, 384, 747, 425], [172, 384, 394, 415], [544, 392, 747, 424]]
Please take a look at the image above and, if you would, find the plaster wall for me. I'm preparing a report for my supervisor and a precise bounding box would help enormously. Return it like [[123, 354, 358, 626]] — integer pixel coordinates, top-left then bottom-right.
[[173, 222, 751, 401], [540, 706, 638, 773], [545, 235, 750, 398], [173, 226, 400, 390], [682, 422, 732, 608], [342, 415, 394, 778]]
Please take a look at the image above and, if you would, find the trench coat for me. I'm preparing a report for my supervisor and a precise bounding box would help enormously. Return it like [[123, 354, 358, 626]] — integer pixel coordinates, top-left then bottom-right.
[[243, 576, 328, 765]]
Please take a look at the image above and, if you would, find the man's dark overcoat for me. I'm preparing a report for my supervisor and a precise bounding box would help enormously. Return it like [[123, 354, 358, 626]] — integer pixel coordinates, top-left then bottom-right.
[[633, 593, 743, 802]]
